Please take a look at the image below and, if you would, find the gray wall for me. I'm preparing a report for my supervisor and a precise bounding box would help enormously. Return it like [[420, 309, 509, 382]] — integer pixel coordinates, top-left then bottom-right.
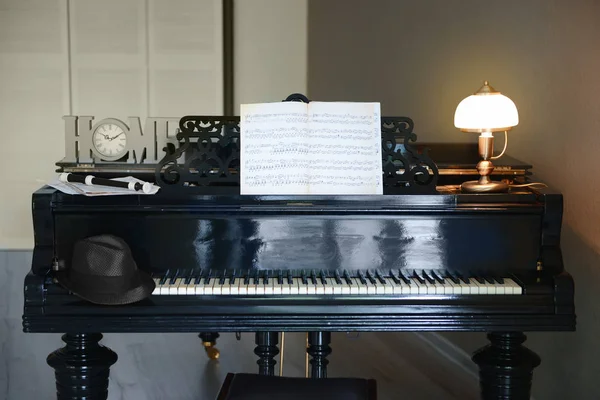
[[308, 1, 600, 399]]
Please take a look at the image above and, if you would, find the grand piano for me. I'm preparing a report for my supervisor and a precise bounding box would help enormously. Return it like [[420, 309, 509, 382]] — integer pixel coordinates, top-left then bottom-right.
[[23, 109, 576, 400]]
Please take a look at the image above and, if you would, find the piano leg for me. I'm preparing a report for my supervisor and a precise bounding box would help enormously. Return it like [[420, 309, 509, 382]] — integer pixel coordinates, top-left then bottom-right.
[[46, 333, 118, 400], [307, 331, 332, 378], [254, 332, 279, 376], [472, 332, 541, 400], [198, 332, 220, 360]]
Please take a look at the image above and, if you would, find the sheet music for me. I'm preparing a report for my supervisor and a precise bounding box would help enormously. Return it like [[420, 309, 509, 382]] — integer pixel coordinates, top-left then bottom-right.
[[240, 101, 382, 195], [307, 101, 382, 194], [241, 102, 310, 194]]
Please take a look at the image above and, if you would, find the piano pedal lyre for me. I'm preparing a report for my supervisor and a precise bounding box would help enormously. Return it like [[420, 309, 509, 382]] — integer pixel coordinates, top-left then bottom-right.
[[198, 332, 220, 360]]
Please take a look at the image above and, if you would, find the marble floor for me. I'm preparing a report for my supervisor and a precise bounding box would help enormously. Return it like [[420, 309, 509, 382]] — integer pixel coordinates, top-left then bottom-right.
[[1, 251, 480, 400]]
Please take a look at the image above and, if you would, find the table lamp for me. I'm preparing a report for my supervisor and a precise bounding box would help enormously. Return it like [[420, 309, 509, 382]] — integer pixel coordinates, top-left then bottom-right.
[[454, 81, 519, 193]]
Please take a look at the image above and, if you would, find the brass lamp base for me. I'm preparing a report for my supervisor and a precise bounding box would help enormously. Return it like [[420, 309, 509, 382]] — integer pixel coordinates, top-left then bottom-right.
[[460, 134, 509, 193], [461, 179, 508, 193]]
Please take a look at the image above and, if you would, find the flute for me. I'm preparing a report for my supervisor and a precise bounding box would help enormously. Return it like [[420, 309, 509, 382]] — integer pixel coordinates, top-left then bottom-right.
[[59, 173, 154, 194]]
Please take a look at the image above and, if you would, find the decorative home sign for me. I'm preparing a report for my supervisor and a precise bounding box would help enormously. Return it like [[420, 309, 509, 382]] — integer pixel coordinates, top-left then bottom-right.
[[59, 116, 180, 164]]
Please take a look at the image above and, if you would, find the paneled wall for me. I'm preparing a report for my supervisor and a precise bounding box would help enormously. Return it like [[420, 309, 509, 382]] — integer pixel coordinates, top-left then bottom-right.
[[0, 0, 308, 249]]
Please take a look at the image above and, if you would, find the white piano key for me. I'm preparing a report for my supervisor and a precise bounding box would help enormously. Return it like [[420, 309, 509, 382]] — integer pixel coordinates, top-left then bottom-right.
[[212, 280, 223, 295], [365, 280, 376, 295], [185, 282, 196, 295], [356, 278, 369, 295], [443, 280, 456, 295], [384, 281, 394, 295], [290, 278, 300, 295], [238, 282, 248, 295], [298, 280, 309, 295], [340, 281, 351, 295], [332, 282, 342, 295], [273, 281, 282, 295], [247, 282, 257, 295], [494, 281, 506, 295], [412, 279, 428, 295], [505, 278, 522, 294], [194, 282, 205, 295], [256, 282, 265, 295], [204, 279, 214, 295], [315, 282, 325, 295], [405, 278, 421, 294], [324, 282, 334, 295], [229, 280, 239, 295], [167, 279, 181, 295], [349, 278, 359, 295]]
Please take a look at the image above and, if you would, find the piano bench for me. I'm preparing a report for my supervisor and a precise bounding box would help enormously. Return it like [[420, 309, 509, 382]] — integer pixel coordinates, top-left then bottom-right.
[[215, 373, 377, 400]]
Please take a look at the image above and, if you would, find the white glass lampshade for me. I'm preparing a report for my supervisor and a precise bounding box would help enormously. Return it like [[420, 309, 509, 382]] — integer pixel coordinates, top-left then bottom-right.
[[454, 81, 519, 132]]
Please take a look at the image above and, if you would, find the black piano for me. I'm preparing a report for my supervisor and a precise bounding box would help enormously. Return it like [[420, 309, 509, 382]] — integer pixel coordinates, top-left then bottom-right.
[[23, 113, 575, 400]]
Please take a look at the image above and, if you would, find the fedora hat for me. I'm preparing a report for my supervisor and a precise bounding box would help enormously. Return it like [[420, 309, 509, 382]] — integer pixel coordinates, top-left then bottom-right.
[[56, 234, 155, 305]]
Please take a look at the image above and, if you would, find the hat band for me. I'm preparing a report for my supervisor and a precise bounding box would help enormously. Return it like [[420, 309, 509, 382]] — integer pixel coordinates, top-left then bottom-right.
[[66, 268, 139, 294]]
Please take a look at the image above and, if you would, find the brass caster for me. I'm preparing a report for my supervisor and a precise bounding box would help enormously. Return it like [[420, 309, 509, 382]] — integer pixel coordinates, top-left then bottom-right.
[[203, 342, 220, 360]]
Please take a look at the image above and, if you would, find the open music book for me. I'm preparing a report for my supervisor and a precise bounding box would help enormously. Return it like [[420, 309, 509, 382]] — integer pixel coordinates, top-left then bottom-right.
[[240, 101, 383, 195]]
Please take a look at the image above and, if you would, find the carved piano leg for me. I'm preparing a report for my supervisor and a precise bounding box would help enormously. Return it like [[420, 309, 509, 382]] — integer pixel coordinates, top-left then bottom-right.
[[254, 332, 279, 376], [307, 331, 332, 378], [46, 333, 118, 400], [472, 332, 541, 400], [198, 332, 220, 360]]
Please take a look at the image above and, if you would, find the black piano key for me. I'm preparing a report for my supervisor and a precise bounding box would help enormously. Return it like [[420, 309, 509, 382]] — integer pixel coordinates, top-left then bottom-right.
[[389, 269, 401, 284], [494, 276, 505, 284], [277, 270, 283, 285], [184, 269, 194, 285], [301, 270, 308, 285], [454, 270, 470, 284], [431, 270, 445, 284], [334, 270, 342, 285], [263, 270, 269, 285], [373, 270, 386, 284], [253, 270, 260, 285], [159, 270, 170, 285], [219, 270, 226, 285], [194, 269, 203, 284], [357, 271, 367, 285], [422, 270, 436, 285], [444, 270, 460, 284], [244, 271, 251, 285], [204, 270, 213, 284], [318, 270, 328, 285], [398, 270, 412, 285], [366, 270, 377, 285], [230, 269, 237, 284], [412, 270, 426, 284], [343, 270, 353, 285], [287, 270, 293, 285], [170, 269, 180, 285], [310, 270, 318, 285], [484, 276, 495, 284]]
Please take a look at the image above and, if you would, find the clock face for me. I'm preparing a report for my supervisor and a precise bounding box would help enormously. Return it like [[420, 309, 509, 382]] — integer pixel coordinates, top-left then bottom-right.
[[92, 123, 128, 161]]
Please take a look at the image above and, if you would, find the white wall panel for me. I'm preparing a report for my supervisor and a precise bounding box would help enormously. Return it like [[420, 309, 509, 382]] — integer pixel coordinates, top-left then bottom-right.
[[0, 0, 68, 249]]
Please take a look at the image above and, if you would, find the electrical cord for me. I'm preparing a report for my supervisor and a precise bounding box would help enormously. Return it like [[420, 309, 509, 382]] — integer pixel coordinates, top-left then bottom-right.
[[509, 183, 548, 188], [491, 131, 508, 160]]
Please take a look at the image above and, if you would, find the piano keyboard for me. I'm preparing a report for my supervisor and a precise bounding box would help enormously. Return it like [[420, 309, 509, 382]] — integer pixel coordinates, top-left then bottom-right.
[[151, 269, 523, 296]]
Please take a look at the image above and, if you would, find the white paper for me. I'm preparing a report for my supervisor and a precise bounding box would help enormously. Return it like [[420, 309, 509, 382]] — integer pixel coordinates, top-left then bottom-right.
[[240, 101, 382, 195], [47, 176, 160, 196]]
